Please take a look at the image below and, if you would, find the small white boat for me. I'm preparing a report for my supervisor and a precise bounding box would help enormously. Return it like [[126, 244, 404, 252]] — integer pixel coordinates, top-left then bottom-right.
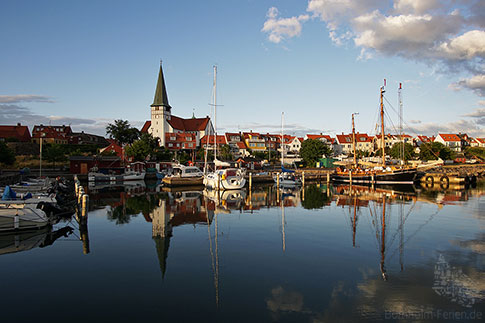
[[88, 170, 145, 182], [204, 168, 246, 190], [0, 203, 51, 231], [274, 171, 302, 187]]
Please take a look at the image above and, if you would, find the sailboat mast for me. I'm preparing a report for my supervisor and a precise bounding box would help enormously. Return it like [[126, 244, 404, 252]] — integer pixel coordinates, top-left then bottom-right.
[[213, 65, 217, 162], [352, 113, 358, 167], [380, 85, 386, 168], [399, 83, 404, 164], [281, 112, 284, 166]]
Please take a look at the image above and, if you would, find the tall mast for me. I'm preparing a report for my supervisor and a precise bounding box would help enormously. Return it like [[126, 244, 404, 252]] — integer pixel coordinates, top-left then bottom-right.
[[281, 112, 284, 166], [380, 85, 386, 168], [213, 65, 217, 162], [380, 196, 387, 280], [352, 113, 358, 167], [398, 83, 404, 164]]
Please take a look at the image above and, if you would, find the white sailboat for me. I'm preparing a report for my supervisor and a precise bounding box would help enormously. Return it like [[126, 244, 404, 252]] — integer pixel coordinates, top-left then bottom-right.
[[274, 112, 301, 187], [203, 65, 246, 190]]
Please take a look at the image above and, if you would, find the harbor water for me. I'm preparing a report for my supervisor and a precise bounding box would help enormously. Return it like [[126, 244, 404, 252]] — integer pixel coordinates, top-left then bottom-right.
[[1, 182, 484, 322]]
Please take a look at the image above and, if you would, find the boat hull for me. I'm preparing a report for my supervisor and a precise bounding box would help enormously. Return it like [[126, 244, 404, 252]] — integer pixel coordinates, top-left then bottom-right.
[[332, 169, 417, 185], [0, 205, 50, 231]]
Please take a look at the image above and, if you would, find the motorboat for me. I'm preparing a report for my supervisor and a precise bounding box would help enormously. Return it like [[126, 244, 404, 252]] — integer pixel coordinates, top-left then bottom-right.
[[162, 164, 204, 186]]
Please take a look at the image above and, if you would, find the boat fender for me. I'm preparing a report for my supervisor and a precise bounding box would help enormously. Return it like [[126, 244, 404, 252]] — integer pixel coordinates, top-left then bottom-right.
[[439, 175, 449, 190], [425, 176, 434, 186]]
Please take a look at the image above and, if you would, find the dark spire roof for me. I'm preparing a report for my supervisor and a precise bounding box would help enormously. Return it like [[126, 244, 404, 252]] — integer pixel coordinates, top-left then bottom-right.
[[151, 62, 172, 111]]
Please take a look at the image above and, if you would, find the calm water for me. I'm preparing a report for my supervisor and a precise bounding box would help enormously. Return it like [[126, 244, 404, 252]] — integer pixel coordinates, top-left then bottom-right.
[[1, 182, 484, 322]]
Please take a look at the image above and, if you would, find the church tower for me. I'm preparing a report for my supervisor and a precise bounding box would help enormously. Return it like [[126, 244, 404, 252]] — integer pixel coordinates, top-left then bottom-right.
[[150, 61, 172, 147]]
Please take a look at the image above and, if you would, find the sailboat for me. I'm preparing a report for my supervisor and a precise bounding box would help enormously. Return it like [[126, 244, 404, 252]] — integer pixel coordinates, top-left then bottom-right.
[[274, 112, 301, 187], [332, 82, 418, 184], [203, 65, 246, 190]]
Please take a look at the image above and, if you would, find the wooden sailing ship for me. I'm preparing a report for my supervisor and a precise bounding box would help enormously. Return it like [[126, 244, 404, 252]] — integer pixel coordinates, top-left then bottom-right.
[[332, 83, 418, 184]]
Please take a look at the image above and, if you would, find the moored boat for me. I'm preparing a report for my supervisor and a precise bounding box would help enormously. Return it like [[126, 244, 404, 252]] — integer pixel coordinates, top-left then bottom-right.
[[162, 164, 204, 186], [332, 83, 417, 185]]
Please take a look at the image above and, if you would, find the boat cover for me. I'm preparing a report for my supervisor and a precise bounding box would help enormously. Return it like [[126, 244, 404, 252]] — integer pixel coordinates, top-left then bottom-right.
[[2, 186, 17, 200], [281, 166, 295, 173]]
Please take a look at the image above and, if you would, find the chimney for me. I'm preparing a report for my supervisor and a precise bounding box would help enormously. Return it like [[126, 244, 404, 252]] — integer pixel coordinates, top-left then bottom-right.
[[17, 123, 21, 126], [320, 132, 322, 135]]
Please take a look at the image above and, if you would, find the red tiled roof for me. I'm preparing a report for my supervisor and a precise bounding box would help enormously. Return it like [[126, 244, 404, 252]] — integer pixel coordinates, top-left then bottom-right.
[[236, 141, 247, 149], [200, 134, 227, 145], [438, 133, 461, 142], [141, 121, 151, 133], [416, 135, 431, 142], [0, 125, 31, 142], [476, 138, 485, 144], [32, 125, 71, 140], [336, 133, 371, 144], [306, 134, 335, 144], [167, 115, 209, 131]]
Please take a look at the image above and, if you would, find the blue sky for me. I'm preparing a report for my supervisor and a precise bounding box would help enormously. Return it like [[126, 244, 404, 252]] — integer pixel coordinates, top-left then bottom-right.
[[1, 0, 484, 137]]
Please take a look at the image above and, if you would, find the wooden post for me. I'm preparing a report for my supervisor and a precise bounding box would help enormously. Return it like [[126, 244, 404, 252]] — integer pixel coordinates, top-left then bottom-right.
[[82, 194, 89, 218], [217, 173, 221, 191], [249, 172, 252, 191], [277, 172, 280, 187], [302, 171, 305, 187], [349, 170, 352, 189], [327, 172, 330, 183]]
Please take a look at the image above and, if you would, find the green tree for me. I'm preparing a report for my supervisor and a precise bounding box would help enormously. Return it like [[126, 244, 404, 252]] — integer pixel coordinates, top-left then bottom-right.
[[153, 147, 173, 161], [219, 144, 233, 160], [419, 142, 455, 161], [0, 142, 15, 165], [301, 185, 330, 209], [176, 151, 191, 165], [125, 133, 160, 161], [196, 147, 213, 161], [43, 144, 67, 168], [106, 119, 140, 145], [464, 147, 485, 160], [300, 139, 332, 167], [390, 142, 416, 161]]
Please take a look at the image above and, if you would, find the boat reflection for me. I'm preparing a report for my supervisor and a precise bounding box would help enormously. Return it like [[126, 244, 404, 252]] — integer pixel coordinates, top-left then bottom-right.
[[0, 225, 74, 256]]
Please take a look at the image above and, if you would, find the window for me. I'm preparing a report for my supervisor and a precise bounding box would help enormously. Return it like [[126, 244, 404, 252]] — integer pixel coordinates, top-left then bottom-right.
[[186, 137, 192, 141], [188, 143, 193, 148]]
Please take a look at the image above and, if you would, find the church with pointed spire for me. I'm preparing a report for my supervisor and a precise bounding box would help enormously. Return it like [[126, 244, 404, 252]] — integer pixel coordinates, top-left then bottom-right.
[[142, 62, 214, 149]]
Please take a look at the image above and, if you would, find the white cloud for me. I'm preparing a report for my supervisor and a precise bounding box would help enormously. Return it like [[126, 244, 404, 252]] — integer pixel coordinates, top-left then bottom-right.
[[436, 30, 485, 60], [263, 0, 485, 98], [478, 100, 485, 106], [451, 74, 485, 97], [393, 0, 440, 15], [262, 7, 309, 44], [0, 94, 55, 103], [463, 108, 485, 118]]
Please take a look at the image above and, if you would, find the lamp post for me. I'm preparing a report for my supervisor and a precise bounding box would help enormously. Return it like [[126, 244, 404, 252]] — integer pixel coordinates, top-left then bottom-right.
[[39, 133, 45, 178]]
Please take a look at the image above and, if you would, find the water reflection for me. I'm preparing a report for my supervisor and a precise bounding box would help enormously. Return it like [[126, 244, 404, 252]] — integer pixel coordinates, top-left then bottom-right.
[[85, 182, 485, 320], [0, 225, 74, 255]]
